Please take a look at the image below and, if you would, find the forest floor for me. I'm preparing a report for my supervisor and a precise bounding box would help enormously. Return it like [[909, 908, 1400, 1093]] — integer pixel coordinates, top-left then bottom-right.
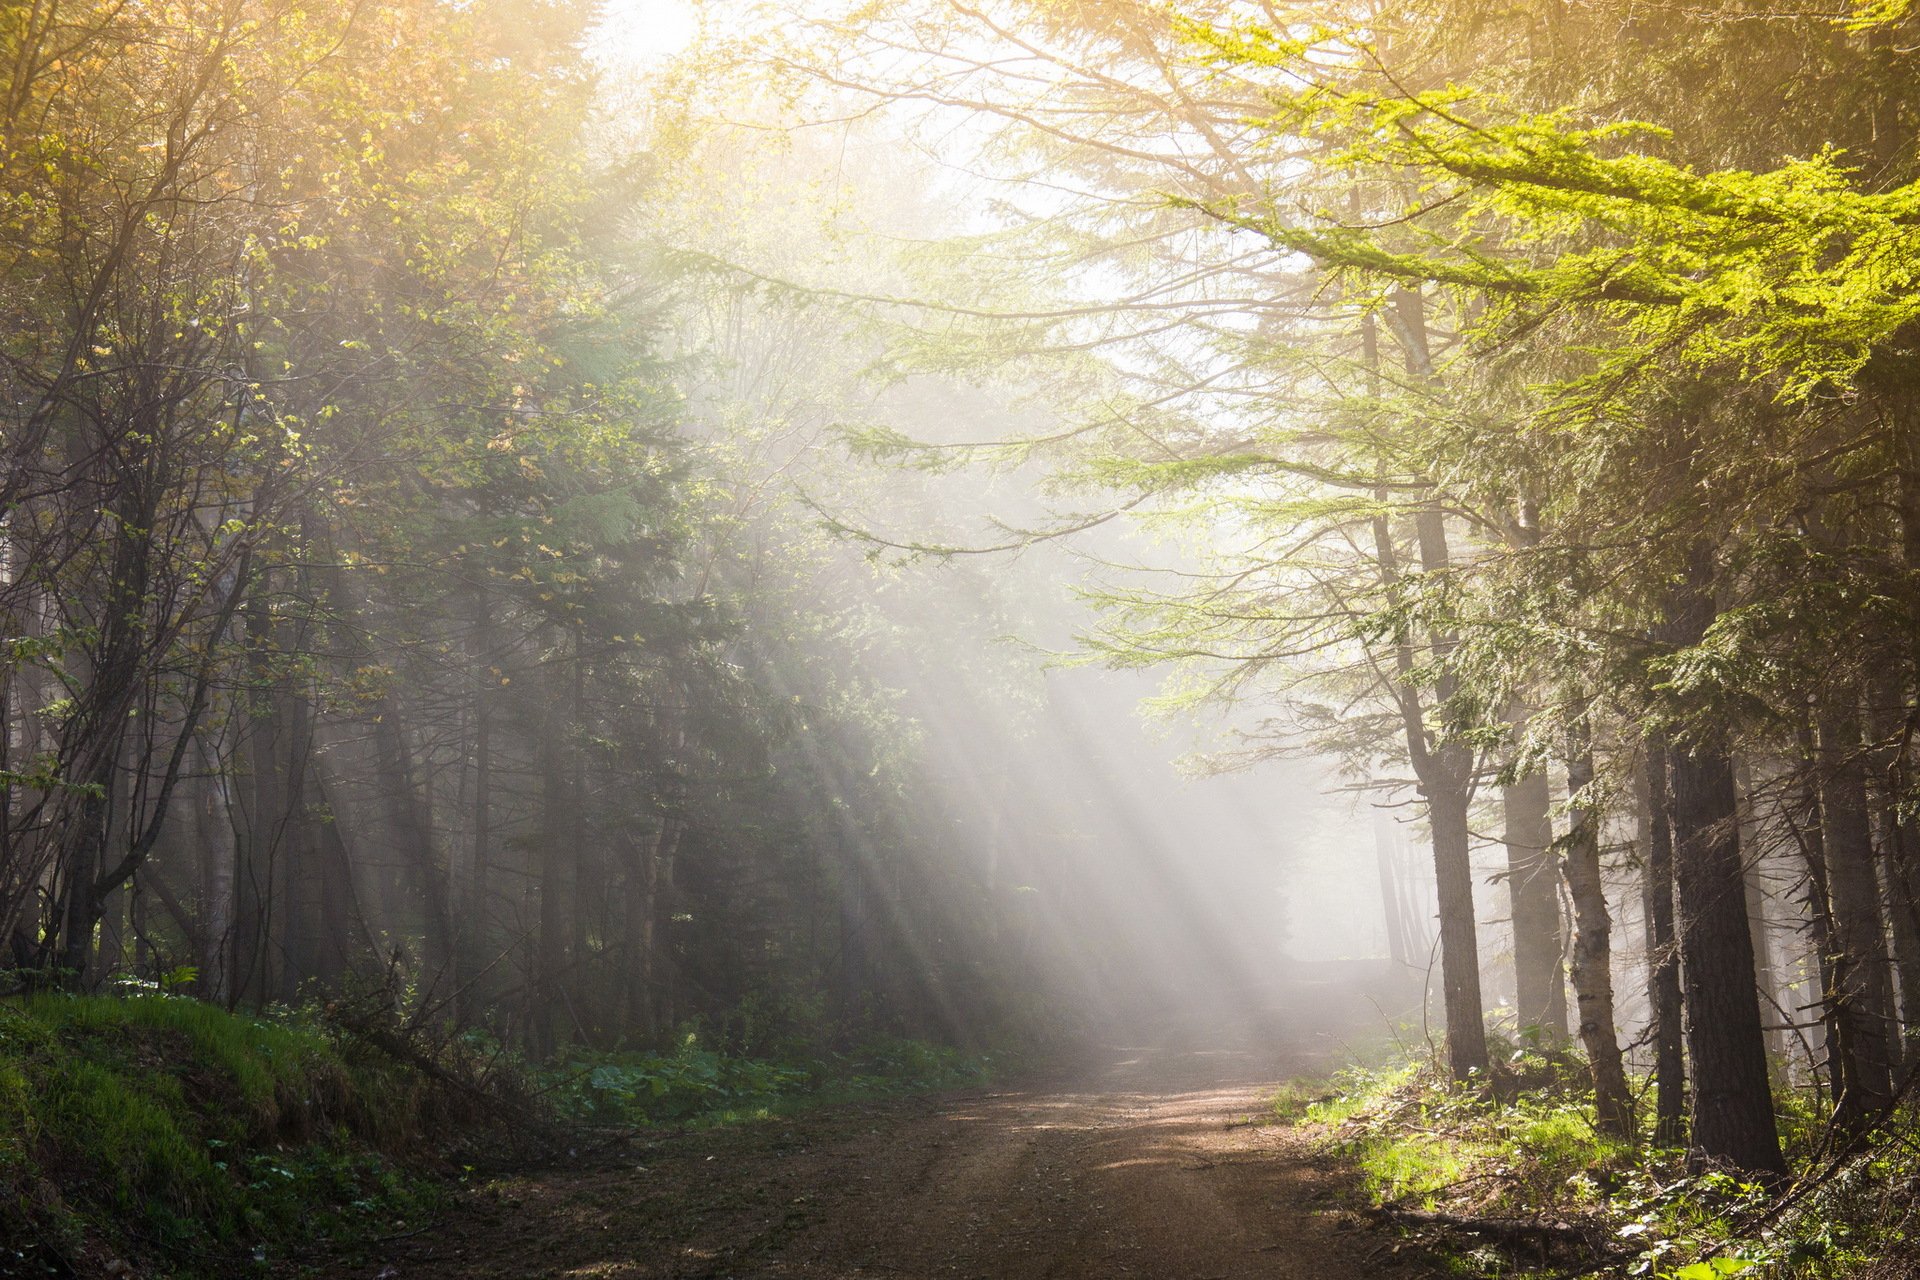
[[301, 978, 1443, 1279]]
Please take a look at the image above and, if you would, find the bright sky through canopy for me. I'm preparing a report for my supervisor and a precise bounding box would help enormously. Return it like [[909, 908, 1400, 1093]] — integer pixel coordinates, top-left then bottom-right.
[[592, 0, 699, 66]]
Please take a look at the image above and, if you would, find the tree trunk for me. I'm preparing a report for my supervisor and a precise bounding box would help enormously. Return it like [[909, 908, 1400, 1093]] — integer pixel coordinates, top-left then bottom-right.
[[1814, 691, 1897, 1124], [1734, 760, 1786, 1065], [1563, 717, 1633, 1140], [535, 649, 574, 1053], [1640, 737, 1686, 1145], [1377, 817, 1410, 966], [1428, 778, 1489, 1080], [234, 578, 285, 1005], [1502, 762, 1568, 1039], [465, 584, 495, 989], [1660, 543, 1785, 1175], [1366, 297, 1487, 1081], [638, 816, 681, 1043], [195, 739, 237, 1003], [1883, 815, 1920, 1072], [1863, 674, 1920, 1073], [370, 708, 458, 1017]]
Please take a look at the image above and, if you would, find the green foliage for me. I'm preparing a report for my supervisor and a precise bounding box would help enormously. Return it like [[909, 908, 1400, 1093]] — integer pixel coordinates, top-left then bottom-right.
[[1307, 1055, 1629, 1215], [0, 994, 445, 1274], [538, 1031, 997, 1128], [1295, 1049, 1920, 1280]]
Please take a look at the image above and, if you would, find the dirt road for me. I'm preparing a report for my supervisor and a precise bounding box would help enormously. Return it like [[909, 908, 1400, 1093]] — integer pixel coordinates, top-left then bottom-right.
[[322, 1033, 1435, 1280]]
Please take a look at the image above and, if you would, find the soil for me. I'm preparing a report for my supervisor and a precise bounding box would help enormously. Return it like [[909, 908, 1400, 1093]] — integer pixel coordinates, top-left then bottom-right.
[[304, 978, 1443, 1280]]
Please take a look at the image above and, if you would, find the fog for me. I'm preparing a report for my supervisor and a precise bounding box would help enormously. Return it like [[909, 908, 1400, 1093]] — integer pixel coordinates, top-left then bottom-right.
[[14, 7, 1898, 1265], [612, 16, 1450, 1048], [582, 0, 1469, 1056]]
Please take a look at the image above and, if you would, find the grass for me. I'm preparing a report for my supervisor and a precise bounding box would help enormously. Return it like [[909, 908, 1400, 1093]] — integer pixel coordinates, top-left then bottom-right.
[[0, 991, 444, 1276], [1280, 1043, 1920, 1280], [0, 989, 1005, 1276]]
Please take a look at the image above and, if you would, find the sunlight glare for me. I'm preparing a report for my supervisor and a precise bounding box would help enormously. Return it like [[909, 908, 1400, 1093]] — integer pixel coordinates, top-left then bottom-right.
[[592, 0, 699, 68]]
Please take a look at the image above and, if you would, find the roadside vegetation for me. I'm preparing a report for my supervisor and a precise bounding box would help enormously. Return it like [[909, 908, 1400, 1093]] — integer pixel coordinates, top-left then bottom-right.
[[1286, 1046, 1920, 1280], [540, 1034, 998, 1129], [0, 988, 999, 1278], [0, 991, 456, 1277]]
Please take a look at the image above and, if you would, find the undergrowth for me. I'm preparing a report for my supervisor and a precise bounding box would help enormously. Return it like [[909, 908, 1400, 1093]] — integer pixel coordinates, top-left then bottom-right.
[[537, 1031, 999, 1128], [1287, 1040, 1920, 1280], [0, 986, 1001, 1278], [0, 991, 455, 1278]]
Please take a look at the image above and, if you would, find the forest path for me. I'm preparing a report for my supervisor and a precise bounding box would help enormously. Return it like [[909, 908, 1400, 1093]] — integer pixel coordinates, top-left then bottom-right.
[[325, 1013, 1438, 1279]]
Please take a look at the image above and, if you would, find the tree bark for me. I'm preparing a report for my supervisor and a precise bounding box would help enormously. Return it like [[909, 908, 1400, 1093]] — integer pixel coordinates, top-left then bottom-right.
[[1640, 737, 1686, 1145], [1734, 761, 1786, 1064], [1865, 676, 1920, 1074], [1502, 761, 1568, 1038], [1814, 691, 1898, 1124], [1364, 301, 1488, 1081], [535, 644, 574, 1052], [1660, 542, 1785, 1175], [1563, 716, 1633, 1139], [464, 583, 495, 989]]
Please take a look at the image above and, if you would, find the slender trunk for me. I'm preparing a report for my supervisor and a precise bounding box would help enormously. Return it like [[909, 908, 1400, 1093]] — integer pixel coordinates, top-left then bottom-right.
[[1734, 761, 1786, 1065], [1865, 676, 1920, 1073], [235, 583, 282, 1005], [370, 708, 457, 1016], [1661, 542, 1785, 1175], [1790, 756, 1847, 1107], [639, 816, 681, 1043], [535, 646, 573, 1052], [1885, 380, 1920, 1069], [1641, 737, 1686, 1144], [1500, 511, 1567, 1042], [1428, 779, 1488, 1079], [278, 686, 319, 1003], [195, 739, 236, 1003], [1502, 762, 1568, 1038], [1416, 505, 1489, 1081], [97, 880, 125, 978], [1364, 297, 1487, 1080], [567, 633, 591, 1008], [1377, 818, 1410, 967], [1814, 691, 1897, 1123], [1563, 716, 1633, 1139], [466, 585, 495, 984], [52, 472, 156, 985], [1884, 814, 1920, 1071]]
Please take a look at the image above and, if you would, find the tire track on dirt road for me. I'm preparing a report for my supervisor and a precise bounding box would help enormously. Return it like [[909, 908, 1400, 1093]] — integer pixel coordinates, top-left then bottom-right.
[[316, 1034, 1439, 1280]]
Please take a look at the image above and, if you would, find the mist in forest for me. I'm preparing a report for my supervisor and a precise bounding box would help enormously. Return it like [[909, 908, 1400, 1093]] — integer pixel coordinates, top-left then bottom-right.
[[26, 11, 1920, 1277], [0, 0, 1489, 1070]]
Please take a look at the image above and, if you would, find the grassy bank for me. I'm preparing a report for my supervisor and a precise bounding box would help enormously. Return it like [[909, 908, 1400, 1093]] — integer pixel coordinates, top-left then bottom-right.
[[0, 992, 468, 1278], [1286, 1048, 1920, 1279], [0, 990, 1002, 1278]]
